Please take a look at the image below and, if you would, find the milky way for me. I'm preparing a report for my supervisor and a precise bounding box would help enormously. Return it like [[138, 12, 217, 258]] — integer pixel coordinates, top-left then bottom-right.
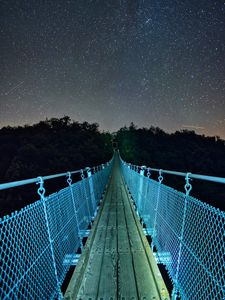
[[1, 0, 225, 138]]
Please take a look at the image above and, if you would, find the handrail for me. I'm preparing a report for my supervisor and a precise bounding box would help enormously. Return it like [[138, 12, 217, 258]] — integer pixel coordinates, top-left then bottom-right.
[[120, 155, 225, 299], [121, 159, 225, 185], [0, 161, 112, 191], [0, 154, 114, 299]]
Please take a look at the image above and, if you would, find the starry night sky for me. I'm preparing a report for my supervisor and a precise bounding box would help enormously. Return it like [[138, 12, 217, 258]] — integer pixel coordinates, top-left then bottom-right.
[[1, 0, 225, 138]]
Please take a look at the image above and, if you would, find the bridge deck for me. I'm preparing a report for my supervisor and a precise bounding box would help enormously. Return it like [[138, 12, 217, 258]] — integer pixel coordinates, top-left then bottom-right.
[[64, 159, 170, 300]]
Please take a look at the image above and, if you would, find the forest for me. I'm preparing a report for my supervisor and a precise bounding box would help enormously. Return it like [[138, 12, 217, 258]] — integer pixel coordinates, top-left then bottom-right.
[[117, 123, 225, 211], [0, 117, 112, 217], [0, 117, 225, 217]]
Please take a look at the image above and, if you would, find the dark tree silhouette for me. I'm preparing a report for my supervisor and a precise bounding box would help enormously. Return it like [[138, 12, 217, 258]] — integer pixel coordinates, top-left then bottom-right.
[[0, 117, 113, 217], [1, 119, 225, 216], [117, 124, 225, 211]]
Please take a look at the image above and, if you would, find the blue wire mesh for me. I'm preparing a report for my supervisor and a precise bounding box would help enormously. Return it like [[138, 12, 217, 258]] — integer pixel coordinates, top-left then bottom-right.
[[120, 160, 225, 300], [0, 160, 112, 299]]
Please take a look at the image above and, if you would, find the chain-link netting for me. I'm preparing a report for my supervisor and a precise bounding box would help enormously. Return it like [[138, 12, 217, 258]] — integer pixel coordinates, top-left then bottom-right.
[[120, 160, 225, 300], [0, 160, 112, 299]]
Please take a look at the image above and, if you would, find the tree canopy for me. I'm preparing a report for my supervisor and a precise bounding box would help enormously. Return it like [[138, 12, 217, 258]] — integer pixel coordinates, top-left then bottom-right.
[[117, 124, 225, 211], [0, 118, 224, 216], [0, 117, 113, 216]]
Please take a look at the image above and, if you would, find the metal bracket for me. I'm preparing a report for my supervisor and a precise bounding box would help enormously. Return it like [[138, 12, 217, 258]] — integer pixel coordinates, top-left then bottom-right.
[[63, 254, 81, 266], [153, 252, 172, 265], [80, 229, 91, 238], [143, 228, 154, 236]]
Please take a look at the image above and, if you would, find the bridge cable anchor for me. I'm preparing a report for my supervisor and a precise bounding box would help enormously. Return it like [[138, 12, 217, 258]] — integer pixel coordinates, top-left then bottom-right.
[[184, 172, 192, 196], [66, 171, 72, 186], [147, 167, 151, 178], [36, 176, 46, 199], [158, 169, 163, 183], [80, 169, 85, 180]]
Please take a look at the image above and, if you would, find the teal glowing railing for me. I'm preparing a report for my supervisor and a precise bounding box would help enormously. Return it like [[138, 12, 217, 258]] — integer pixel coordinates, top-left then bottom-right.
[[120, 156, 225, 300], [0, 158, 113, 299]]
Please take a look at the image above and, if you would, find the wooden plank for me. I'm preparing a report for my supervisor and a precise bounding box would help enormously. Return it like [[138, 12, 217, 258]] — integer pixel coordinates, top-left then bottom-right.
[[121, 171, 171, 300], [63, 178, 111, 300], [76, 252, 102, 299], [105, 227, 117, 253], [64, 157, 170, 300], [117, 209, 126, 228], [107, 211, 117, 228], [91, 227, 107, 253], [118, 253, 138, 299], [117, 228, 130, 253], [97, 253, 117, 299], [133, 250, 161, 299]]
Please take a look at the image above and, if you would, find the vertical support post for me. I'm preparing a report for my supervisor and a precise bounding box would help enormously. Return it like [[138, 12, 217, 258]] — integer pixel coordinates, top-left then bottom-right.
[[142, 167, 151, 225], [80, 169, 92, 225], [94, 166, 100, 200], [37, 177, 63, 300], [102, 163, 108, 197], [87, 168, 97, 217], [127, 163, 131, 187], [172, 173, 192, 300], [66, 172, 83, 251], [130, 164, 134, 192], [137, 166, 146, 216], [151, 169, 163, 251], [99, 164, 105, 199]]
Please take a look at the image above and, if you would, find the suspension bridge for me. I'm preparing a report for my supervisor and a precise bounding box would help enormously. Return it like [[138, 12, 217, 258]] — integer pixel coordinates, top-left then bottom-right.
[[0, 151, 224, 299]]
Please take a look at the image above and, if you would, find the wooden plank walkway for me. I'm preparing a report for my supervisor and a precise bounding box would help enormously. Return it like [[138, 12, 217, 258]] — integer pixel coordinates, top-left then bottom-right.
[[64, 158, 170, 300]]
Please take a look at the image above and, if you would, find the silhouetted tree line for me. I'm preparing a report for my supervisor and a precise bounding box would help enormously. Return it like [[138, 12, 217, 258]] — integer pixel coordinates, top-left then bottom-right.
[[1, 118, 225, 217], [117, 123, 225, 211], [0, 117, 113, 217]]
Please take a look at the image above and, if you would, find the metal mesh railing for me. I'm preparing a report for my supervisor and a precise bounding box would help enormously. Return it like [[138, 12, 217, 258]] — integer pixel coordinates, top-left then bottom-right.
[[120, 159, 225, 300], [0, 159, 113, 299]]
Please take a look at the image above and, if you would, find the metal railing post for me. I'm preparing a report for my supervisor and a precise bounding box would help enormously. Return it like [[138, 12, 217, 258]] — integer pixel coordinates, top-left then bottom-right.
[[80, 169, 92, 225], [151, 169, 163, 251], [87, 168, 97, 217], [138, 166, 146, 216], [172, 173, 192, 300], [142, 168, 151, 224], [66, 172, 83, 251], [37, 177, 63, 300]]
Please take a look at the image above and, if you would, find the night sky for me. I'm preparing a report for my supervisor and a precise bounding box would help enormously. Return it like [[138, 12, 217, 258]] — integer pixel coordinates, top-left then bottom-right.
[[1, 0, 225, 138]]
